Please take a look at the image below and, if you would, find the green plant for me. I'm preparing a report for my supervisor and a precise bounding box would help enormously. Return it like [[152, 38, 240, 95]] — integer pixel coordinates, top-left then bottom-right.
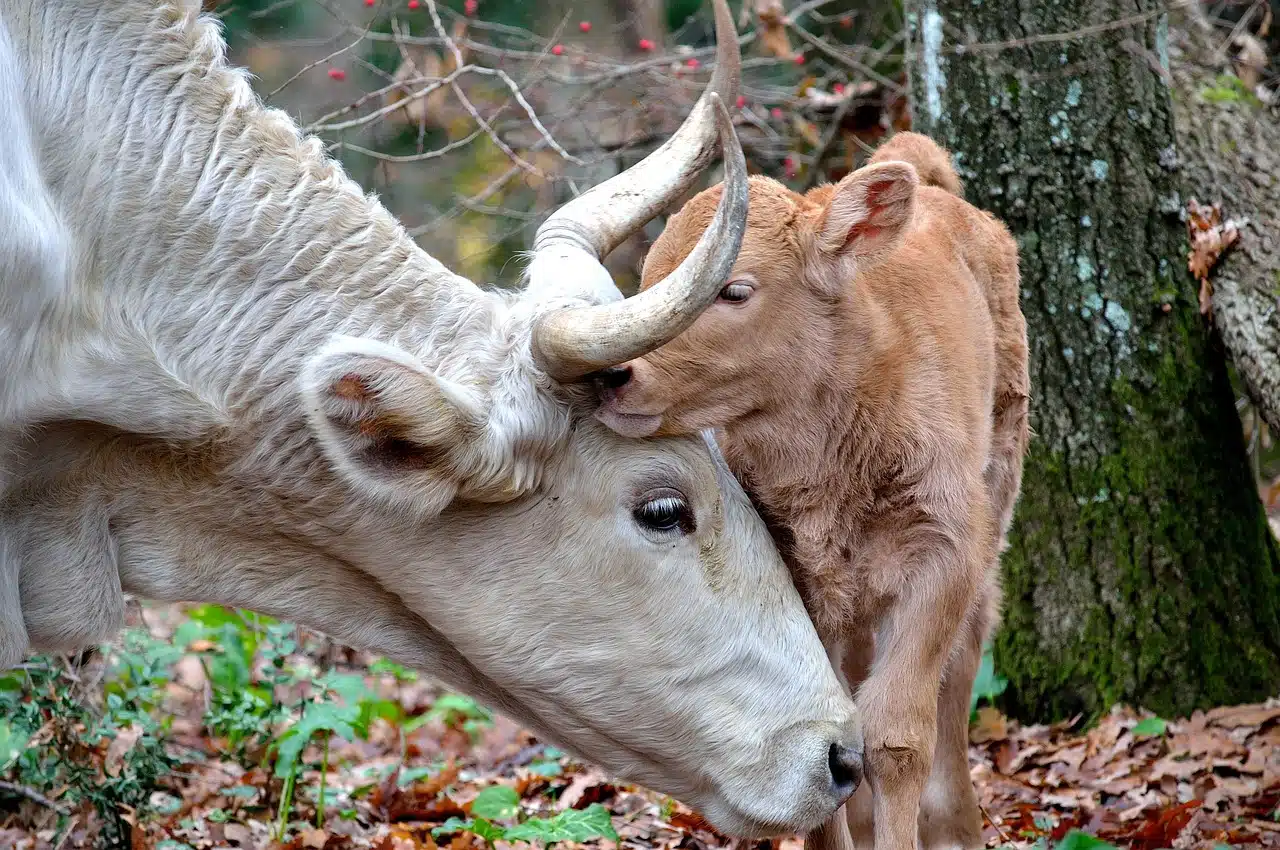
[[1054, 830, 1119, 850], [969, 643, 1009, 719], [410, 691, 494, 740], [0, 631, 182, 849], [431, 784, 619, 848], [1131, 715, 1168, 738], [175, 606, 296, 761], [269, 670, 403, 837], [1198, 73, 1263, 107]]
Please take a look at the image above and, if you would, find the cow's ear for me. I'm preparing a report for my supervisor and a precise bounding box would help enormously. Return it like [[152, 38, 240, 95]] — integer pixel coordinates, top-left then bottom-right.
[[301, 337, 485, 516], [808, 161, 917, 287]]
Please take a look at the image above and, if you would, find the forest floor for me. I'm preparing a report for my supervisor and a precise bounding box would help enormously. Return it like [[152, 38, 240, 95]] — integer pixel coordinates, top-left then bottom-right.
[[1, 604, 1278, 850]]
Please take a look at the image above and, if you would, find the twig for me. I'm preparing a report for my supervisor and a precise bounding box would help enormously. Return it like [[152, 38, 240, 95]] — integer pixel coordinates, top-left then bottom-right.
[[328, 131, 483, 163], [0, 780, 71, 815], [52, 815, 79, 850], [416, 5, 583, 168], [943, 8, 1165, 55], [786, 20, 904, 92], [801, 89, 859, 190], [264, 4, 381, 101], [980, 800, 1013, 846], [306, 68, 459, 132]]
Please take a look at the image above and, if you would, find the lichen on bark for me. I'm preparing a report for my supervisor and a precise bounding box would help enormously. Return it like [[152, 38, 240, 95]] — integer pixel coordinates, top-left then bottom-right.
[[907, 0, 1280, 720]]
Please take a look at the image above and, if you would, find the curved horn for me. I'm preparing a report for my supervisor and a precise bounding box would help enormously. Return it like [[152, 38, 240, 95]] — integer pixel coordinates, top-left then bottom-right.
[[532, 0, 741, 261], [531, 95, 748, 381]]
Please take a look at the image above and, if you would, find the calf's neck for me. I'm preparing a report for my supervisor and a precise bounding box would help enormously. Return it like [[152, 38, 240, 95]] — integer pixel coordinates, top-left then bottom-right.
[[597, 131, 1030, 850]]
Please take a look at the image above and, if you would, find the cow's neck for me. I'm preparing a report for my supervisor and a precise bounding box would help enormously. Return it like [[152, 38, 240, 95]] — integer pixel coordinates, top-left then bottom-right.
[[23, 1, 512, 442]]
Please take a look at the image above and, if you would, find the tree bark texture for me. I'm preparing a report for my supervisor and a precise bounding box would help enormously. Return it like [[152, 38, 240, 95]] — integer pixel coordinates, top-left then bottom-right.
[[1166, 10, 1280, 437], [907, 0, 1280, 720]]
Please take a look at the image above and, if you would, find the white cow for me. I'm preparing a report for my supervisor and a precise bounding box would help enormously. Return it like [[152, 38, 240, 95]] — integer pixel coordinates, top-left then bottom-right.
[[0, 0, 863, 836]]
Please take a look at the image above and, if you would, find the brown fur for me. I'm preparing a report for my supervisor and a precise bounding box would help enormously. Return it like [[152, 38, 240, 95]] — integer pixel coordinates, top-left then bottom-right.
[[597, 132, 1029, 850]]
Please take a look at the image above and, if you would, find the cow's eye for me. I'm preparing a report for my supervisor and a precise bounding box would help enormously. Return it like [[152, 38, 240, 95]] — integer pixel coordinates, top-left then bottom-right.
[[718, 281, 753, 303], [633, 489, 695, 536]]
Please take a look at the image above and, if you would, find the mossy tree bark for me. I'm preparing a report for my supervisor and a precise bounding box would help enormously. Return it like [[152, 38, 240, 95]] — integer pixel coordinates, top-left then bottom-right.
[[907, 0, 1280, 720]]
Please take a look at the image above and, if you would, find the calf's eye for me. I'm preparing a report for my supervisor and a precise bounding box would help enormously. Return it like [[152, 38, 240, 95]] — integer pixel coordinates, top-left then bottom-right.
[[718, 282, 753, 303], [633, 490, 695, 536]]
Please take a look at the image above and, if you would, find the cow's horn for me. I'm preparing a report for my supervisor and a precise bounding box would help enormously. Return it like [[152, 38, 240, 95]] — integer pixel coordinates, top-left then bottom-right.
[[530, 0, 745, 382], [531, 98, 746, 381]]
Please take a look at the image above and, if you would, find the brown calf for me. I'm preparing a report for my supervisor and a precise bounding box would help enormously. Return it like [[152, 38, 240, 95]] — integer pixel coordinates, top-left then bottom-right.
[[594, 132, 1029, 850]]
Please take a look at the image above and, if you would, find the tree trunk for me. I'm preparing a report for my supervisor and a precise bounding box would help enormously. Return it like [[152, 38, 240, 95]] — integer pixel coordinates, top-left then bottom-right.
[[907, 0, 1280, 720], [1167, 8, 1280, 439]]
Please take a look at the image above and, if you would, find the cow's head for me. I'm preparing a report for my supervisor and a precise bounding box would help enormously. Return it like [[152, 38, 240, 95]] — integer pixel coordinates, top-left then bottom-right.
[[594, 161, 919, 439], [3, 0, 863, 838]]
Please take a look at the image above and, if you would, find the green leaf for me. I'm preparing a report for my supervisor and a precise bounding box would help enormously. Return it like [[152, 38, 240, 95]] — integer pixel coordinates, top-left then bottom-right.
[[425, 693, 492, 724], [970, 644, 1009, 712], [432, 817, 473, 837], [528, 760, 563, 778], [1131, 716, 1167, 738], [220, 785, 259, 799], [274, 704, 358, 777], [1054, 830, 1119, 850], [470, 785, 521, 821], [0, 719, 32, 772], [504, 804, 619, 845], [396, 765, 439, 787], [368, 658, 419, 682], [432, 816, 506, 844]]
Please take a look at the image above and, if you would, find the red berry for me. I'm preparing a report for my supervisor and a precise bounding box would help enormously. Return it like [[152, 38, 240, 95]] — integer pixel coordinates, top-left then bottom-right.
[[551, 44, 564, 56], [685, 57, 700, 69], [840, 15, 853, 27], [784, 156, 797, 177], [793, 53, 805, 65], [638, 38, 655, 51], [770, 107, 783, 120], [327, 67, 346, 80], [407, 0, 418, 8], [579, 21, 592, 32], [735, 95, 746, 108], [464, 0, 477, 12], [364, 0, 375, 6], [833, 82, 845, 94]]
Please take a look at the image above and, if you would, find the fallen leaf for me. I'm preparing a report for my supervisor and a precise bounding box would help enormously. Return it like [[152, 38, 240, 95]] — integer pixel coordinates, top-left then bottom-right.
[[105, 724, 144, 778], [224, 822, 254, 846], [1203, 703, 1280, 729], [970, 706, 1010, 744], [301, 828, 329, 849], [1186, 199, 1243, 318]]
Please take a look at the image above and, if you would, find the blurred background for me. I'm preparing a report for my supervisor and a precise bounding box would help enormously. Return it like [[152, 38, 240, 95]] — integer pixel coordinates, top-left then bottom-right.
[[208, 0, 908, 289]]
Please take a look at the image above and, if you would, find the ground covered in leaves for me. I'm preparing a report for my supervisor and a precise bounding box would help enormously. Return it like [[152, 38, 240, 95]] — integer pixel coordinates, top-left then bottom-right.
[[1, 604, 1277, 850]]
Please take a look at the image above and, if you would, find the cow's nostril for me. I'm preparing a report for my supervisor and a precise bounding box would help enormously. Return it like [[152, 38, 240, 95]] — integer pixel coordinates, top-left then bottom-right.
[[828, 741, 863, 802], [594, 365, 633, 390]]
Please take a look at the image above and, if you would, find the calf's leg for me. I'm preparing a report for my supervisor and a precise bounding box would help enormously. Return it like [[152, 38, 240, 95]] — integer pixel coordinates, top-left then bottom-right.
[[857, 540, 982, 850], [916, 586, 993, 849]]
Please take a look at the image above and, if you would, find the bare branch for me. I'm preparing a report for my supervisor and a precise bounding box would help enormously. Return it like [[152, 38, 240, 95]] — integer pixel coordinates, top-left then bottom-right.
[[0, 780, 71, 815]]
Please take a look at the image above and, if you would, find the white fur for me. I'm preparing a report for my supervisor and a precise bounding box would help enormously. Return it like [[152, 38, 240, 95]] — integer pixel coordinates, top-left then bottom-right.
[[0, 0, 861, 837]]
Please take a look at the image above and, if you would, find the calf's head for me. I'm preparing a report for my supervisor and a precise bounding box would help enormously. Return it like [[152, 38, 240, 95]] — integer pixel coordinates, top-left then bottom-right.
[[594, 162, 919, 439]]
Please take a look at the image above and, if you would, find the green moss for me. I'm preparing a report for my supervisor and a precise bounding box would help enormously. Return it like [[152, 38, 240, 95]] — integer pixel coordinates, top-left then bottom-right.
[[1199, 74, 1263, 107]]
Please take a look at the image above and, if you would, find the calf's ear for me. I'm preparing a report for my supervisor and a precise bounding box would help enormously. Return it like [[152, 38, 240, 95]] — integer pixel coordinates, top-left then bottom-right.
[[301, 337, 485, 516], [809, 161, 918, 286]]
